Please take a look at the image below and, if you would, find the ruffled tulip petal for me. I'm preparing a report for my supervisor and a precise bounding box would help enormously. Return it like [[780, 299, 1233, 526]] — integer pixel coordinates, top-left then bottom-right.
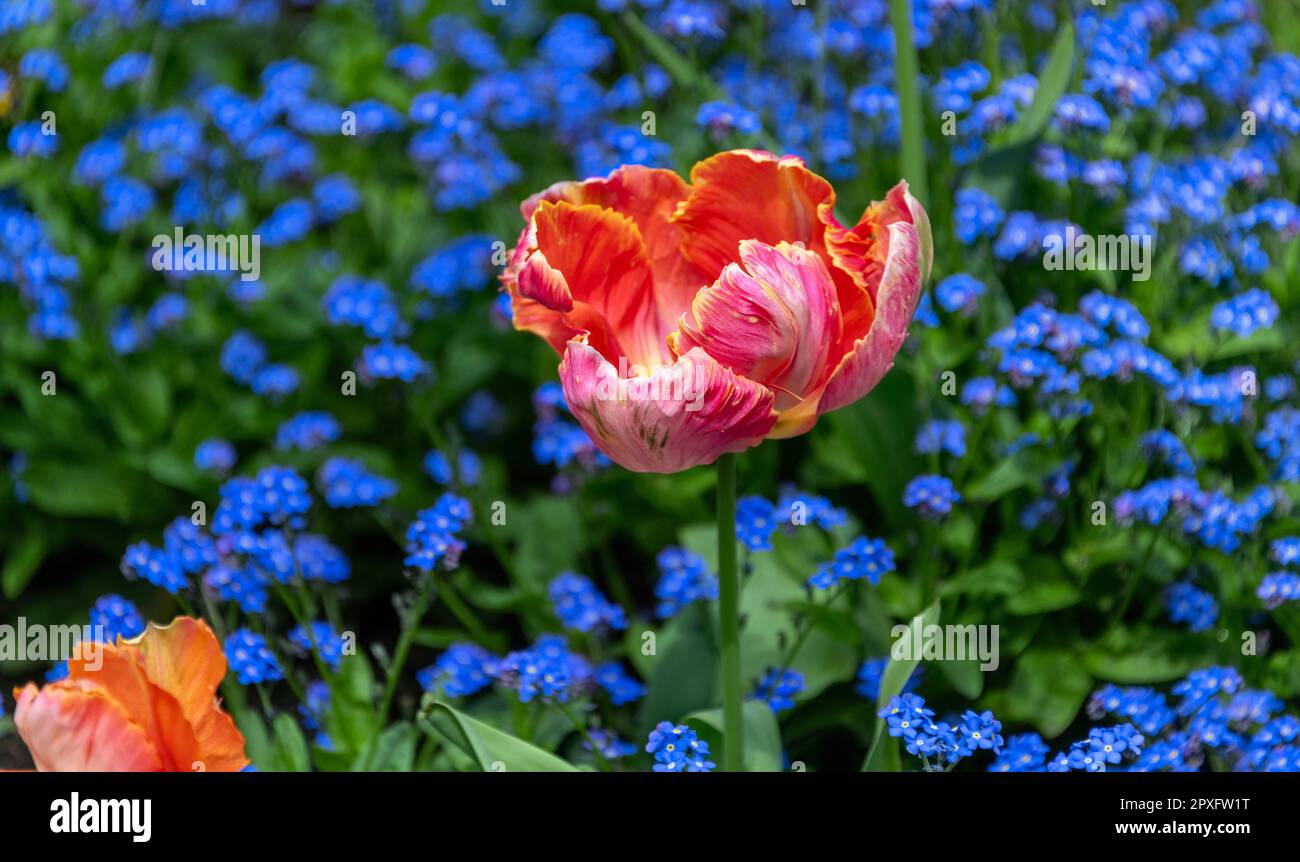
[[818, 218, 924, 415], [519, 165, 704, 321], [14, 682, 163, 772], [669, 240, 841, 409], [130, 617, 249, 771], [826, 181, 933, 344], [559, 337, 778, 473], [510, 201, 667, 368], [64, 641, 199, 771], [672, 150, 840, 280]]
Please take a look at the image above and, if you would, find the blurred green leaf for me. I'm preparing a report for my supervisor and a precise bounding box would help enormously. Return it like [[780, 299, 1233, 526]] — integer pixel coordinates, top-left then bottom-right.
[[419, 700, 578, 772], [2, 530, 46, 599], [356, 721, 417, 772], [1084, 628, 1219, 684], [1005, 20, 1076, 144], [272, 713, 312, 773], [862, 600, 940, 772], [687, 701, 783, 772], [1004, 650, 1091, 738], [324, 653, 379, 758]]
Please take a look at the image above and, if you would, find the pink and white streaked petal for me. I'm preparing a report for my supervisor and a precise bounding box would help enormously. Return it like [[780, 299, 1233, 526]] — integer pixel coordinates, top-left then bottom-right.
[[559, 338, 778, 473], [669, 240, 841, 409]]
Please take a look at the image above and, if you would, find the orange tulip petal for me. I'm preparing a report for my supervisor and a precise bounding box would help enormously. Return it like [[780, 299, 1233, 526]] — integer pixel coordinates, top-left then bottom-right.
[[129, 618, 226, 716], [188, 707, 253, 773], [672, 150, 839, 279], [65, 641, 199, 771], [826, 181, 932, 345], [512, 201, 668, 369], [14, 681, 163, 772], [522, 165, 703, 317], [130, 617, 250, 771]]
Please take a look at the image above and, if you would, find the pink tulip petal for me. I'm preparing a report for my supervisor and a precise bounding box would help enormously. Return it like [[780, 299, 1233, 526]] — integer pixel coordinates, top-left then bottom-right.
[[669, 240, 841, 410], [559, 337, 778, 473]]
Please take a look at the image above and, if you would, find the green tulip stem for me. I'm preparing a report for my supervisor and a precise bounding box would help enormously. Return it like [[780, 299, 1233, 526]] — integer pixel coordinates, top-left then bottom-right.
[[717, 452, 743, 772]]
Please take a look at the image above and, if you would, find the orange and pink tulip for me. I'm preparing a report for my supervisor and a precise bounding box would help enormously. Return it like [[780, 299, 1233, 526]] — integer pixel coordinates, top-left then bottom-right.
[[502, 149, 933, 473]]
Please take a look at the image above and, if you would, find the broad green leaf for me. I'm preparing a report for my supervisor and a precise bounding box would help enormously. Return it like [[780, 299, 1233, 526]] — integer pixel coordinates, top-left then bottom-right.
[[937, 659, 985, 699], [678, 524, 857, 702], [1006, 579, 1080, 615], [231, 705, 275, 771], [419, 700, 578, 772], [965, 140, 1040, 210], [638, 605, 718, 732], [1083, 628, 1220, 684], [862, 601, 940, 772], [23, 460, 143, 521], [964, 449, 1061, 502], [1003, 650, 1092, 738], [814, 371, 920, 530], [511, 497, 587, 594], [106, 366, 172, 449], [940, 560, 1023, 598]]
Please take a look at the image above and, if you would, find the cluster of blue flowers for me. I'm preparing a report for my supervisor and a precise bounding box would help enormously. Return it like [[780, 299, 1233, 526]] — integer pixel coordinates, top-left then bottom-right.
[[549, 572, 628, 633], [1113, 480, 1275, 554], [654, 546, 718, 618], [880, 694, 1005, 769], [733, 487, 847, 554], [275, 412, 342, 452], [417, 642, 497, 698], [494, 634, 591, 704], [220, 331, 300, 399], [903, 475, 960, 520], [752, 668, 804, 713], [404, 493, 472, 572], [317, 457, 399, 509], [1259, 537, 1300, 608], [645, 721, 715, 773], [808, 535, 896, 590], [224, 629, 284, 685], [1165, 581, 1219, 632], [424, 449, 483, 487], [0, 202, 80, 340]]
